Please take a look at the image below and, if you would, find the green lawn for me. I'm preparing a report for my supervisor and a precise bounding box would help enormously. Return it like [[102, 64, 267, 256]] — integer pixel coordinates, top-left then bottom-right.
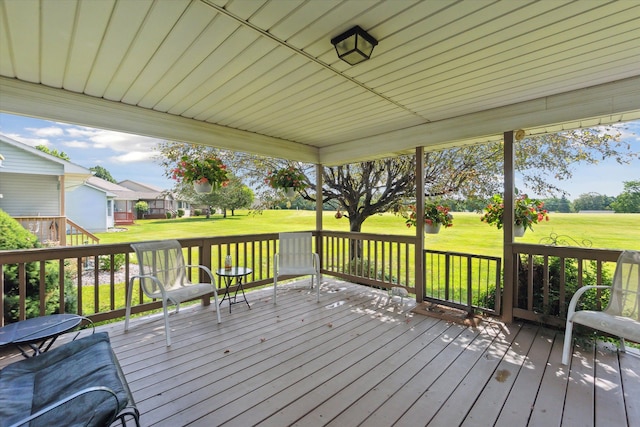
[[97, 210, 640, 257]]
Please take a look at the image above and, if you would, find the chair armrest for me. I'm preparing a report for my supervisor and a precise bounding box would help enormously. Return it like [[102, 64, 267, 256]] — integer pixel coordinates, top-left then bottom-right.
[[129, 274, 168, 299], [567, 285, 610, 320], [184, 264, 215, 283], [10, 386, 119, 427]]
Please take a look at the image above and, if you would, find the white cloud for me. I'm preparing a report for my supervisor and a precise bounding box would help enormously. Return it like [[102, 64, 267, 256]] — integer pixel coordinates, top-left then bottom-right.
[[28, 126, 64, 137], [4, 133, 51, 147], [63, 140, 90, 148], [110, 151, 158, 163]]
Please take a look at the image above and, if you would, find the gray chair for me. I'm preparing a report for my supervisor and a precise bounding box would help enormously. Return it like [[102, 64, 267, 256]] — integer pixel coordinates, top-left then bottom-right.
[[562, 250, 640, 365], [125, 240, 221, 346]]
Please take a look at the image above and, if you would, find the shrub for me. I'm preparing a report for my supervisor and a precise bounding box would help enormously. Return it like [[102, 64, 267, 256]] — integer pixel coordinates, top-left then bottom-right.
[[177, 209, 185, 218], [194, 209, 202, 216], [166, 211, 173, 219], [1, 209, 76, 323], [98, 253, 126, 271]]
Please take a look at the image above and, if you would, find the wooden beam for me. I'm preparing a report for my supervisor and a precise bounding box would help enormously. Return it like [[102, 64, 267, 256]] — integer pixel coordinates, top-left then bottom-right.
[[320, 76, 640, 165], [502, 131, 515, 323], [0, 77, 319, 163], [414, 147, 424, 303]]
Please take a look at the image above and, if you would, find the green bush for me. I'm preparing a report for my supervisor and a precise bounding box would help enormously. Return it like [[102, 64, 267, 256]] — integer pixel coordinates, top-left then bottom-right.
[[477, 256, 612, 319], [166, 211, 173, 219], [194, 209, 202, 216], [1, 209, 76, 323], [98, 253, 126, 271], [177, 209, 185, 218]]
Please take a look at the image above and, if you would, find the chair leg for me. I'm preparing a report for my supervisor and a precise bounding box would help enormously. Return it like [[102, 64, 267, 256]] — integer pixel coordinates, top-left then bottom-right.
[[562, 320, 574, 365], [315, 273, 320, 302], [273, 276, 278, 305], [124, 278, 134, 332], [163, 300, 172, 347], [620, 337, 626, 353], [213, 290, 221, 324]]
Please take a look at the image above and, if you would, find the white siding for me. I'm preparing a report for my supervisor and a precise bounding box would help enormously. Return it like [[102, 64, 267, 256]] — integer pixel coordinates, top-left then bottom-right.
[[65, 184, 108, 232], [0, 172, 60, 215], [0, 141, 64, 175]]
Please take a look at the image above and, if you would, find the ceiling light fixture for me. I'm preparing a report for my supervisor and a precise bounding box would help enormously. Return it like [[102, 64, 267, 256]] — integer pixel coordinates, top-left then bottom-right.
[[331, 25, 378, 65]]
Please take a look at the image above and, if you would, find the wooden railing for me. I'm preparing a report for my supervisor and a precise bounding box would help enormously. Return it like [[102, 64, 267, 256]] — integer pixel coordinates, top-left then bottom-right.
[[114, 212, 135, 225], [510, 244, 621, 327], [0, 231, 626, 328], [13, 216, 99, 246], [0, 234, 281, 325], [66, 218, 100, 245]]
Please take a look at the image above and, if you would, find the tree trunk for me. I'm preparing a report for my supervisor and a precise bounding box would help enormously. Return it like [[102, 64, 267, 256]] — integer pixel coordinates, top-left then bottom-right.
[[348, 214, 365, 260]]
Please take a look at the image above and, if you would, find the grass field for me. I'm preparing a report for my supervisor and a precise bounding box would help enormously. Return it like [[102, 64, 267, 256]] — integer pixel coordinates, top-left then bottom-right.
[[96, 210, 640, 256]]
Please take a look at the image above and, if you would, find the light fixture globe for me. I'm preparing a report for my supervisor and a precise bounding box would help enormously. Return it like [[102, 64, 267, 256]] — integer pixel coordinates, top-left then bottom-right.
[[331, 25, 378, 65]]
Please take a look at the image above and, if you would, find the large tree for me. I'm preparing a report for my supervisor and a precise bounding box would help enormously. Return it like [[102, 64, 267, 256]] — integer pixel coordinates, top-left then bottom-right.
[[611, 180, 640, 213], [156, 127, 637, 232], [35, 145, 70, 161], [89, 165, 117, 183]]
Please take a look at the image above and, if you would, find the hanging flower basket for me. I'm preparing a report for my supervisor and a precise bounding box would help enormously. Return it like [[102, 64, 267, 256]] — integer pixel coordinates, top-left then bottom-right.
[[424, 223, 442, 234], [402, 200, 453, 232], [193, 181, 213, 194], [284, 187, 295, 199], [171, 155, 229, 190], [265, 167, 306, 197], [480, 192, 549, 233]]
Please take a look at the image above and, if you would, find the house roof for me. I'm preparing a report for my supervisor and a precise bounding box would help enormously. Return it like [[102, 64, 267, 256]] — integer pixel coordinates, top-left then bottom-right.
[[0, 1, 639, 165], [87, 176, 173, 201], [0, 132, 92, 176]]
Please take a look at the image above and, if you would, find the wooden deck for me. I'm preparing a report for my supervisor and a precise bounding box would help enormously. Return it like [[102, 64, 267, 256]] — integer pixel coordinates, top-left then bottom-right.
[[1, 279, 638, 426]]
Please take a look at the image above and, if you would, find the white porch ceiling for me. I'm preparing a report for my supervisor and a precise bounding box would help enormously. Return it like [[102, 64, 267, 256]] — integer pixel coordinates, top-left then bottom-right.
[[1, 0, 639, 165]]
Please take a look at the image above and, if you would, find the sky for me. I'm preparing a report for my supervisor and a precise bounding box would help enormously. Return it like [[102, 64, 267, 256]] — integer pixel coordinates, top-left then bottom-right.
[[0, 112, 639, 199]]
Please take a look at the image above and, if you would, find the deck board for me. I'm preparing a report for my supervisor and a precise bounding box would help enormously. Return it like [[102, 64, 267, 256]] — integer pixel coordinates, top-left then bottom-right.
[[1, 279, 638, 426]]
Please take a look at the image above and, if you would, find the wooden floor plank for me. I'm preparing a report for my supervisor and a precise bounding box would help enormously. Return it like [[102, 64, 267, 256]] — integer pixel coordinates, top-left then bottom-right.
[[528, 332, 570, 427], [594, 342, 628, 427], [424, 322, 523, 426], [562, 341, 596, 427], [458, 323, 538, 426], [391, 321, 504, 426], [358, 325, 482, 427], [2, 279, 638, 427], [494, 327, 555, 427], [281, 316, 448, 427], [619, 348, 640, 427]]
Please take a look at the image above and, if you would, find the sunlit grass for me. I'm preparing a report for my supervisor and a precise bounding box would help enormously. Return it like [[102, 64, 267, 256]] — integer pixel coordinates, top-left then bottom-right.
[[97, 210, 640, 255]]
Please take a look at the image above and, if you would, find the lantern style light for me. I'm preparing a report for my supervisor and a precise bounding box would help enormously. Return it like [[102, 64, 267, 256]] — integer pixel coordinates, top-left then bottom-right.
[[330, 25, 378, 65]]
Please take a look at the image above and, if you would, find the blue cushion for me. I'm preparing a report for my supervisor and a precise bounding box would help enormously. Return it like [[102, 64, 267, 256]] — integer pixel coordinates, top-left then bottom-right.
[[0, 332, 128, 427]]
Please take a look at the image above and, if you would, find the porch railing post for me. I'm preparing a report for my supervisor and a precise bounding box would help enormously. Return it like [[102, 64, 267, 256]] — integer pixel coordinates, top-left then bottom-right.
[[502, 130, 515, 322], [315, 164, 323, 271], [415, 147, 424, 302]]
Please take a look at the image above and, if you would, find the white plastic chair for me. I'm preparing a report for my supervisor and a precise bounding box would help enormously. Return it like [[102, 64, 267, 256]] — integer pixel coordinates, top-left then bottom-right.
[[562, 250, 640, 365], [125, 240, 221, 346], [273, 232, 321, 304]]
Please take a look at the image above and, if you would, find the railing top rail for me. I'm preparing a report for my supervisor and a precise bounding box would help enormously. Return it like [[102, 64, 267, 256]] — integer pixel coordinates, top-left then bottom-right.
[[425, 249, 501, 261], [320, 230, 415, 244], [512, 243, 622, 262]]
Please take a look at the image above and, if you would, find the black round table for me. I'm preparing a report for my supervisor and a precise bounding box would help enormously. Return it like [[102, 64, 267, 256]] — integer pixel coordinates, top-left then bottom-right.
[[0, 314, 84, 358], [216, 267, 252, 313]]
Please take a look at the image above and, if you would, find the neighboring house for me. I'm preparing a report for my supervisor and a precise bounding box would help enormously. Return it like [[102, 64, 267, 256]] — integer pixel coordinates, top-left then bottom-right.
[[0, 133, 101, 242], [117, 180, 189, 219], [85, 176, 139, 226]]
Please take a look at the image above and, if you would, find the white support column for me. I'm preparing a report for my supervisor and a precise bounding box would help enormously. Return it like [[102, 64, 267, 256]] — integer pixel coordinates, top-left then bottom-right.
[[502, 131, 515, 323], [315, 164, 323, 270], [415, 147, 425, 302]]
